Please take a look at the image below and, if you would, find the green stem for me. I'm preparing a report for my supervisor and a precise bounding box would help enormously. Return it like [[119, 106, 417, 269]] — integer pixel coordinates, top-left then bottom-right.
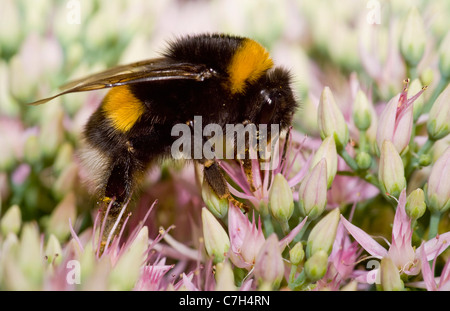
[[288, 265, 298, 284], [363, 173, 381, 189], [337, 170, 357, 177], [359, 130, 368, 152], [294, 218, 311, 243], [289, 270, 307, 290], [339, 147, 383, 192], [405, 138, 434, 178], [339, 148, 358, 171], [407, 65, 418, 81], [428, 211, 441, 240], [280, 221, 290, 235], [263, 214, 274, 237]]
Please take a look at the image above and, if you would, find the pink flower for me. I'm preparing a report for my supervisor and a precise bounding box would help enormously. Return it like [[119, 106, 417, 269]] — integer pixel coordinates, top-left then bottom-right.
[[228, 204, 265, 269], [134, 258, 174, 291], [220, 129, 312, 213], [228, 203, 308, 270], [341, 189, 450, 278], [420, 243, 450, 291], [376, 80, 426, 154]]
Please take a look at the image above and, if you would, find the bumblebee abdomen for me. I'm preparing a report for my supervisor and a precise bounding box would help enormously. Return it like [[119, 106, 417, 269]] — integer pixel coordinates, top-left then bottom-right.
[[102, 85, 146, 132]]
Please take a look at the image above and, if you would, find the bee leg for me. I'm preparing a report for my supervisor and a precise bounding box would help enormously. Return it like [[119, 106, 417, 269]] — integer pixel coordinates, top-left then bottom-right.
[[99, 154, 135, 254], [202, 159, 248, 212], [185, 119, 249, 212], [239, 120, 258, 193]]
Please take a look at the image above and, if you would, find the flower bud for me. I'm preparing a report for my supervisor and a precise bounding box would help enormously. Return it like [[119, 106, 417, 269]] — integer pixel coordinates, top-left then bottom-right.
[[46, 192, 77, 241], [44, 234, 63, 266], [202, 207, 230, 263], [378, 140, 406, 198], [356, 151, 372, 170], [353, 90, 372, 131], [439, 30, 450, 78], [427, 83, 450, 141], [24, 135, 41, 165], [298, 158, 328, 220], [39, 104, 65, 159], [0, 0, 21, 56], [418, 154, 432, 167], [306, 208, 340, 258], [311, 136, 337, 188], [408, 79, 425, 121], [269, 173, 294, 223], [202, 179, 228, 219], [1, 205, 21, 236], [304, 250, 328, 282], [19, 223, 43, 287], [380, 257, 404, 291], [0, 61, 20, 118], [405, 188, 426, 220], [318, 87, 349, 149], [253, 234, 285, 287], [215, 261, 236, 291], [420, 67, 433, 87], [400, 7, 426, 67], [289, 242, 305, 265], [425, 147, 450, 213], [109, 226, 149, 290]]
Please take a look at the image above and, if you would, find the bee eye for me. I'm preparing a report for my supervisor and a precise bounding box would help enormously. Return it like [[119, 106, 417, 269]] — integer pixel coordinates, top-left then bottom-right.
[[258, 89, 277, 124]]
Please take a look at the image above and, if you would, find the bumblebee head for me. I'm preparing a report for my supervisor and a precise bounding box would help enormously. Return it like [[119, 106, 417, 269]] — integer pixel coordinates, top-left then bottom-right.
[[253, 67, 298, 130]]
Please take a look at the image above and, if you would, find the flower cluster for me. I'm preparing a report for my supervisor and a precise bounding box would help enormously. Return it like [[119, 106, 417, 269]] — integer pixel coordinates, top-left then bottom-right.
[[0, 0, 449, 291]]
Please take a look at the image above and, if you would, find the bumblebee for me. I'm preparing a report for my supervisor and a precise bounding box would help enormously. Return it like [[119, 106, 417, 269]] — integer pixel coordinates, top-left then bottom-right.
[[30, 33, 298, 248]]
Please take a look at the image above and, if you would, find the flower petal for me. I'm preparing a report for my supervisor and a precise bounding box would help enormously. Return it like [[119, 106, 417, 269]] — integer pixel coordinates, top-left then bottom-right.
[[419, 243, 437, 291], [279, 216, 308, 251], [340, 215, 388, 258], [422, 232, 450, 261]]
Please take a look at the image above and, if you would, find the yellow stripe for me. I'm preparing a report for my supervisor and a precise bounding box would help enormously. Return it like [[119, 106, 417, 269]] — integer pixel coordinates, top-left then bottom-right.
[[227, 39, 273, 94], [102, 86, 145, 132]]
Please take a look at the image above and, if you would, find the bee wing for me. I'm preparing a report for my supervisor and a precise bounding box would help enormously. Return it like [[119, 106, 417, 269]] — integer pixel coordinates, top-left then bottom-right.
[[28, 59, 218, 105]]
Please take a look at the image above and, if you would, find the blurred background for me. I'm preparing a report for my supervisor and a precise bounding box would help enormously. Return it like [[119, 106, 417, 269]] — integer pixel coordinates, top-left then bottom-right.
[[0, 0, 449, 245]]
